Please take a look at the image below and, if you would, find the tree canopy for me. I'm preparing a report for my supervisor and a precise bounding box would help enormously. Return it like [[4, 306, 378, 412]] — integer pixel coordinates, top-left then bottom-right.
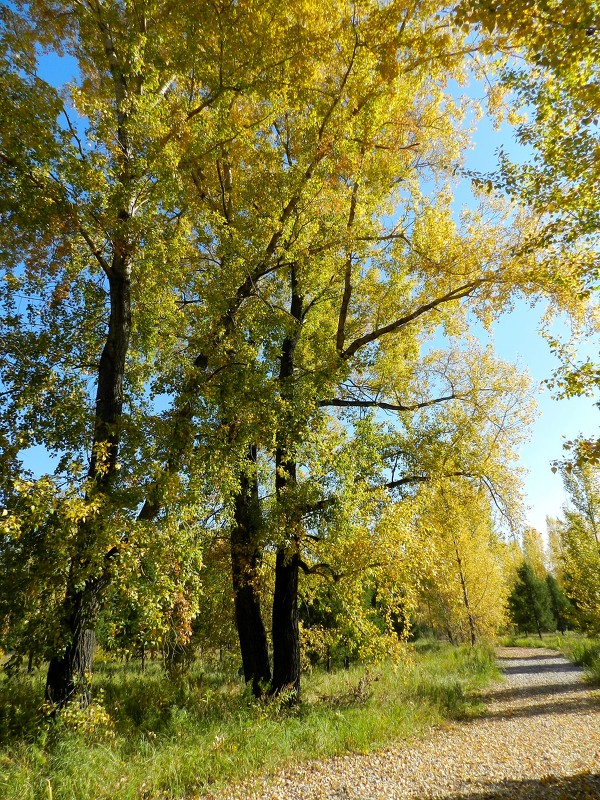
[[0, 0, 597, 705]]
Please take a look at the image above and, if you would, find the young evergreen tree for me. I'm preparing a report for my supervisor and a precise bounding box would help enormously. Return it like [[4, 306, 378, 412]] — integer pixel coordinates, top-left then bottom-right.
[[507, 562, 555, 638], [545, 574, 572, 635]]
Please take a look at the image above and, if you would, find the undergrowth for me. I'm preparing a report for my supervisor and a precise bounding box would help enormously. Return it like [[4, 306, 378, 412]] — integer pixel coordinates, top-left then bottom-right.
[[0, 643, 499, 800]]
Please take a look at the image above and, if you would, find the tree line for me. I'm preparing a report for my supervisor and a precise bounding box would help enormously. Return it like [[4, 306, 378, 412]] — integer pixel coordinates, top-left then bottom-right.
[[0, 0, 597, 709]]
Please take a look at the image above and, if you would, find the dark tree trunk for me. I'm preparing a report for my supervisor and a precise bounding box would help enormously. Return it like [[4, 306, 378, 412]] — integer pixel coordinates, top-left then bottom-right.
[[455, 543, 477, 646], [45, 262, 132, 708], [271, 269, 303, 699], [45, 583, 101, 707], [271, 545, 300, 697], [231, 446, 271, 696]]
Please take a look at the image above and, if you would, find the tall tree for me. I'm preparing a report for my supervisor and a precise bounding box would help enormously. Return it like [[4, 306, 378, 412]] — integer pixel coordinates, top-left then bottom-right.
[[555, 464, 600, 632], [418, 482, 511, 645], [0, 0, 308, 705], [170, 0, 597, 698]]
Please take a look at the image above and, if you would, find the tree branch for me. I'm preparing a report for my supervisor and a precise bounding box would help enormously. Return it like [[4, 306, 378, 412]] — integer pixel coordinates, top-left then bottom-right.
[[298, 559, 340, 582], [342, 279, 487, 359], [319, 393, 459, 412]]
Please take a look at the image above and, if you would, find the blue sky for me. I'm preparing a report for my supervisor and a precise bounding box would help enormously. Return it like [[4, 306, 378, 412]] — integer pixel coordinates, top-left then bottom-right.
[[458, 102, 599, 534], [21, 51, 600, 536]]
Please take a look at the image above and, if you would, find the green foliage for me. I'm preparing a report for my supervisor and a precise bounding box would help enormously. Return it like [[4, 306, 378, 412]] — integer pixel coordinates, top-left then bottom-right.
[[489, 0, 600, 466], [545, 574, 572, 634], [0, 0, 597, 708], [550, 465, 600, 633], [0, 643, 498, 799], [507, 561, 556, 637], [562, 638, 600, 684]]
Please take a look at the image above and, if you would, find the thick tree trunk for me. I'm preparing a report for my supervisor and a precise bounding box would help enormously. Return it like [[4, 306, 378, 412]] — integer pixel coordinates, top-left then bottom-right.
[[45, 583, 101, 707], [271, 546, 300, 697], [45, 264, 132, 708], [271, 266, 303, 700], [231, 447, 271, 696]]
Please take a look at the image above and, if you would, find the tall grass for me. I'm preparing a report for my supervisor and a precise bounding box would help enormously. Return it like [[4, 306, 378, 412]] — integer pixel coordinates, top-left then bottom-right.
[[561, 638, 600, 683], [0, 643, 499, 800]]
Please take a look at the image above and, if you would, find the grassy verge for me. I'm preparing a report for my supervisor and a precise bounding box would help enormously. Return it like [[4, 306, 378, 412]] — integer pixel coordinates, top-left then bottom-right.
[[500, 632, 600, 683], [0, 643, 499, 800]]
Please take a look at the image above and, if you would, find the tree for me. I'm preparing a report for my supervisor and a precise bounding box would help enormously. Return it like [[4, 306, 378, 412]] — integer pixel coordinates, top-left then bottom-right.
[[1, 0, 597, 709], [0, 0, 310, 706], [480, 0, 600, 466], [522, 528, 548, 581], [167, 0, 596, 698], [507, 561, 555, 638], [545, 573, 571, 634], [554, 464, 600, 632], [417, 482, 510, 645]]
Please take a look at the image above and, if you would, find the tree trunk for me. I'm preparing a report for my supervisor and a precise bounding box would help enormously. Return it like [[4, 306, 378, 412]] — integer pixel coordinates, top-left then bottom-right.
[[454, 543, 477, 646], [45, 263, 132, 708], [270, 266, 303, 700], [45, 583, 100, 707], [231, 447, 271, 696], [271, 545, 300, 697]]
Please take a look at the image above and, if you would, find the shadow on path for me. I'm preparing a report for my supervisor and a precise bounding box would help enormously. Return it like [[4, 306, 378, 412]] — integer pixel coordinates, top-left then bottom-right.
[[501, 662, 582, 676], [481, 681, 591, 704], [481, 694, 600, 722], [431, 772, 600, 800], [496, 652, 565, 662]]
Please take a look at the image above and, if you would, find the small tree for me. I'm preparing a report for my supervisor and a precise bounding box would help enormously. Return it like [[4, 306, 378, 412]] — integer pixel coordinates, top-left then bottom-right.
[[545, 574, 572, 635], [507, 561, 555, 638]]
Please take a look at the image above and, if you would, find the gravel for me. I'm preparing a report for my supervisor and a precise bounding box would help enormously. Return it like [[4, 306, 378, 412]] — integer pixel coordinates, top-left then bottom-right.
[[210, 647, 600, 799]]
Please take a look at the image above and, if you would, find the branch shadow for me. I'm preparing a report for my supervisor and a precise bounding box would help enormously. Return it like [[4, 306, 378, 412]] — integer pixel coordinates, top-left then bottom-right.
[[481, 694, 600, 722], [496, 652, 566, 661], [482, 681, 591, 704], [431, 772, 600, 800]]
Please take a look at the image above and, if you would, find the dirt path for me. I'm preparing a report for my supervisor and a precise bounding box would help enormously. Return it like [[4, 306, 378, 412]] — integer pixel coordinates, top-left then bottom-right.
[[215, 647, 600, 799]]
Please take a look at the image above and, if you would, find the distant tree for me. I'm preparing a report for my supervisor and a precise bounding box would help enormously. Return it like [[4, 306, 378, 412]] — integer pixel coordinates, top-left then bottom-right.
[[522, 528, 548, 581], [555, 464, 600, 632], [507, 561, 555, 638], [545, 574, 572, 635], [418, 482, 510, 646]]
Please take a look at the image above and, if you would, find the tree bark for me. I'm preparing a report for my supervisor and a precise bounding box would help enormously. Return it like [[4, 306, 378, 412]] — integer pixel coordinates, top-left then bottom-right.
[[45, 263, 132, 708], [271, 267, 303, 699], [231, 446, 271, 696], [45, 583, 100, 707], [271, 545, 300, 697]]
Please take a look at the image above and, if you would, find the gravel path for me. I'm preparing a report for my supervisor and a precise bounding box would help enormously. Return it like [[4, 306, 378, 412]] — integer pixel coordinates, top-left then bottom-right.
[[213, 647, 600, 799]]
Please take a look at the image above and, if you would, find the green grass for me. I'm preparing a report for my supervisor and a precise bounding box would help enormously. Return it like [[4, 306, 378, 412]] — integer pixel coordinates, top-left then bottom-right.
[[0, 643, 500, 800], [499, 632, 566, 650], [500, 631, 600, 684]]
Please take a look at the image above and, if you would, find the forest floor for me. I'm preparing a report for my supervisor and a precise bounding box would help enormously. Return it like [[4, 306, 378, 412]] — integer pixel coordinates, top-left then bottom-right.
[[211, 647, 600, 799]]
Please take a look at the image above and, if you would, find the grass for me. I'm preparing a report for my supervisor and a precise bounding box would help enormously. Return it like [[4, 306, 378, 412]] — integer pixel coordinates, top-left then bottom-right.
[[0, 643, 500, 800], [500, 631, 600, 684]]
